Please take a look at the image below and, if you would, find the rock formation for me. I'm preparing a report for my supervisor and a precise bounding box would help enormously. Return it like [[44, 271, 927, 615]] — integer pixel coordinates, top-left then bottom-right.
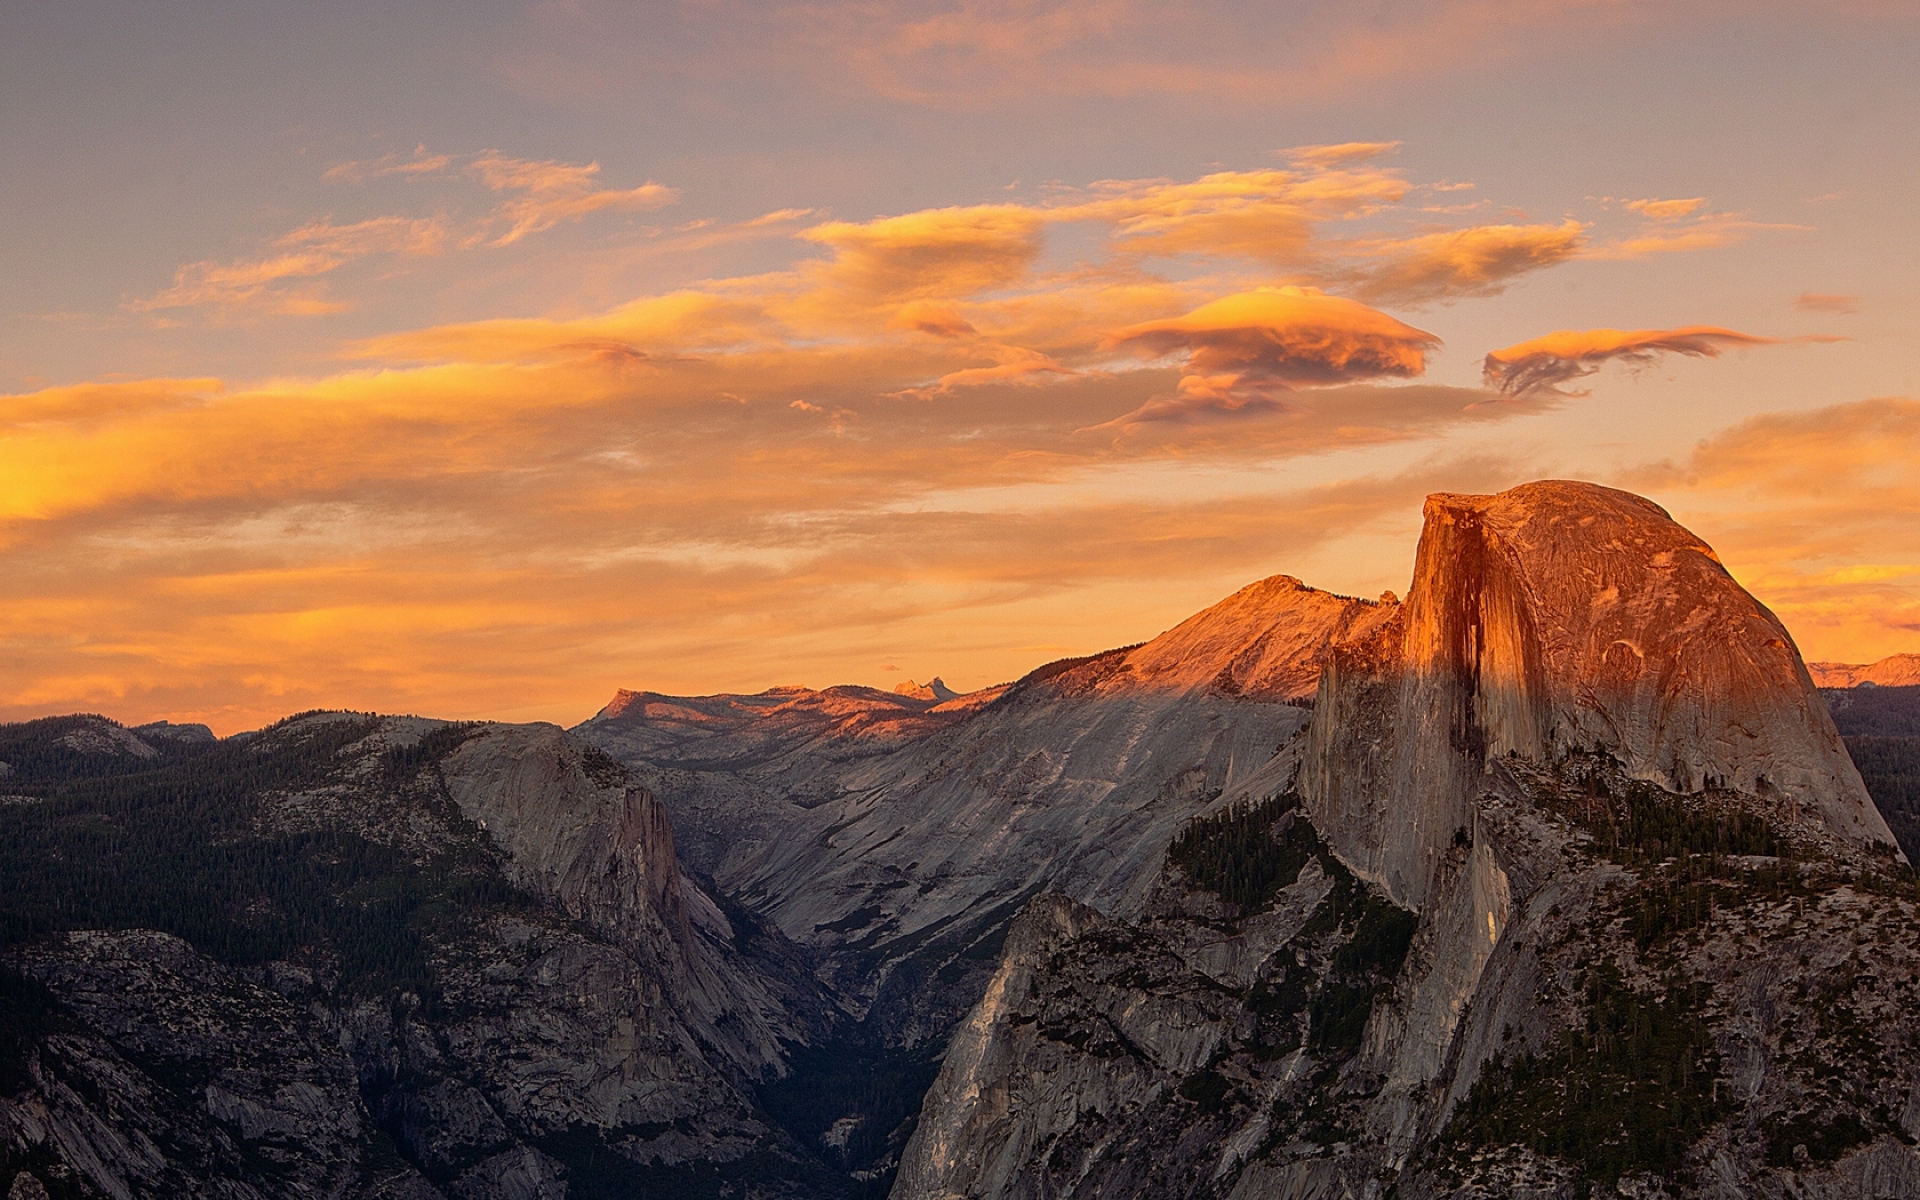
[[0, 713, 836, 1198], [901, 480, 1920, 1199], [1303, 480, 1898, 913], [575, 573, 1393, 1179], [1810, 652, 1920, 689], [580, 575, 1393, 1013], [893, 679, 960, 703], [7, 479, 1919, 1199]]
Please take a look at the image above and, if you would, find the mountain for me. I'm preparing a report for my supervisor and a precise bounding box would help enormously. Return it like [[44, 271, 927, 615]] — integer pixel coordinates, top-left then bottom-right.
[[576, 574, 1395, 1175], [899, 481, 1920, 1199], [0, 713, 841, 1199], [1809, 653, 1920, 688], [7, 480, 1920, 1199], [892, 680, 959, 703]]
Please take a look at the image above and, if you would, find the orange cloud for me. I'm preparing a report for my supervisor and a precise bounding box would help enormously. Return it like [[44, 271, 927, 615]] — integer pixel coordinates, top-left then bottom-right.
[[1631, 398, 1920, 663], [323, 146, 456, 183], [1346, 220, 1585, 305], [799, 205, 1045, 306], [758, 0, 1665, 110], [1284, 141, 1403, 168], [1100, 287, 1439, 425], [1795, 292, 1859, 315], [1482, 325, 1779, 397], [889, 301, 978, 338], [127, 216, 447, 315], [1055, 168, 1407, 266], [1625, 197, 1707, 220], [134, 150, 678, 317], [467, 151, 679, 245]]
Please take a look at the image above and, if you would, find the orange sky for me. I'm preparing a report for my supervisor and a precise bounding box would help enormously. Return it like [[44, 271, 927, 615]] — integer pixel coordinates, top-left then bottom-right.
[[4, 3, 1919, 733]]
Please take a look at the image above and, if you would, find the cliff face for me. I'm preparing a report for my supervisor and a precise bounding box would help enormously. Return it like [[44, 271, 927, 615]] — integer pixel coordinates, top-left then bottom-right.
[[0, 714, 836, 1200], [580, 576, 1393, 1026], [900, 480, 1920, 1200], [575, 575, 1390, 1181], [1302, 480, 1898, 913]]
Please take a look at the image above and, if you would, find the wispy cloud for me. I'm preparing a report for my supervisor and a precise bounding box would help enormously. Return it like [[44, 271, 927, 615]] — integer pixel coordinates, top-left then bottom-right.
[[1795, 291, 1859, 315], [128, 217, 447, 315], [1483, 325, 1786, 397], [131, 149, 677, 316], [466, 151, 679, 245]]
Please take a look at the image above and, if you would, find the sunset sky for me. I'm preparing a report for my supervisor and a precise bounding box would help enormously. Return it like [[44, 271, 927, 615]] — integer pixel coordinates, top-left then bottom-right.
[[4, 1, 1919, 734]]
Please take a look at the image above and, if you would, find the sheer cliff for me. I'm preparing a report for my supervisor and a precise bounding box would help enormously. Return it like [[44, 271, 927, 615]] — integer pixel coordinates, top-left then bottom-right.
[[900, 481, 1920, 1200]]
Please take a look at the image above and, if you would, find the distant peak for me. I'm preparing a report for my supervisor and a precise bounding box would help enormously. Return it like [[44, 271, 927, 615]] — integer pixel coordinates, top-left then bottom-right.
[[1810, 652, 1920, 689], [892, 677, 959, 702]]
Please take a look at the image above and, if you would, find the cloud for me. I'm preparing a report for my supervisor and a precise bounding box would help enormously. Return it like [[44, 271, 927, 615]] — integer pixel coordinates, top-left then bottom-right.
[[1053, 167, 1408, 266], [1628, 398, 1920, 663], [134, 149, 678, 316], [128, 217, 447, 315], [467, 151, 679, 245], [1624, 197, 1707, 220], [1099, 287, 1439, 425], [1592, 211, 1807, 259], [889, 300, 978, 338], [1345, 220, 1585, 305], [732, 0, 1668, 110], [323, 146, 455, 183], [799, 206, 1045, 306], [1795, 292, 1859, 315], [1482, 325, 1780, 397], [1284, 141, 1403, 168]]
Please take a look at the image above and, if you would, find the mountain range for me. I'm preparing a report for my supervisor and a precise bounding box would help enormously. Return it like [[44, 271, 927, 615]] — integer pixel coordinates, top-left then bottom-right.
[[3, 480, 1919, 1199]]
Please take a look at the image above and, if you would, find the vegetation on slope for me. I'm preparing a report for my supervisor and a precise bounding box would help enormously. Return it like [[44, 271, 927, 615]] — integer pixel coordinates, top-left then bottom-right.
[[0, 716, 527, 1002], [1844, 735, 1920, 863], [1445, 963, 1723, 1192], [1167, 792, 1321, 915]]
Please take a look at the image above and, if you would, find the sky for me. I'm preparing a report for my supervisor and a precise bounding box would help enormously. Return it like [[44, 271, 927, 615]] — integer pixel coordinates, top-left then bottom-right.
[[3, 0, 1919, 734]]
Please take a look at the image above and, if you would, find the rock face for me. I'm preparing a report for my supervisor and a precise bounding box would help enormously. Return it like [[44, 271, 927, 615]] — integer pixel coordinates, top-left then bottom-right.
[[575, 574, 1392, 1180], [8, 479, 1920, 1200], [1303, 480, 1899, 912], [580, 576, 1393, 1017], [894, 679, 960, 703], [1810, 653, 1920, 689], [901, 480, 1920, 1199], [0, 713, 835, 1199]]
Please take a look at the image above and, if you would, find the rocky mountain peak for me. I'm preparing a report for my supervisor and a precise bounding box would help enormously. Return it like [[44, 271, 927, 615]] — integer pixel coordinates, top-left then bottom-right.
[[891, 676, 959, 702], [1305, 478, 1899, 910], [1810, 651, 1920, 688], [1031, 573, 1398, 702]]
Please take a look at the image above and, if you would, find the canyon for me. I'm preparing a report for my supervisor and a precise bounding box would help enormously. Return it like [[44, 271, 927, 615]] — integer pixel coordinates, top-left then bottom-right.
[[3, 480, 1919, 1199]]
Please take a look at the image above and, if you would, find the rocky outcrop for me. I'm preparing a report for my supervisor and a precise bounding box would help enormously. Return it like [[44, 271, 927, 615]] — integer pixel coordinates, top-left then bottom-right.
[[894, 679, 960, 703], [574, 574, 1391, 1182], [1809, 653, 1920, 689], [581, 576, 1392, 1023], [1302, 480, 1899, 913], [2, 930, 383, 1200], [0, 712, 837, 1198], [1046, 574, 1398, 702], [898, 480, 1920, 1199]]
